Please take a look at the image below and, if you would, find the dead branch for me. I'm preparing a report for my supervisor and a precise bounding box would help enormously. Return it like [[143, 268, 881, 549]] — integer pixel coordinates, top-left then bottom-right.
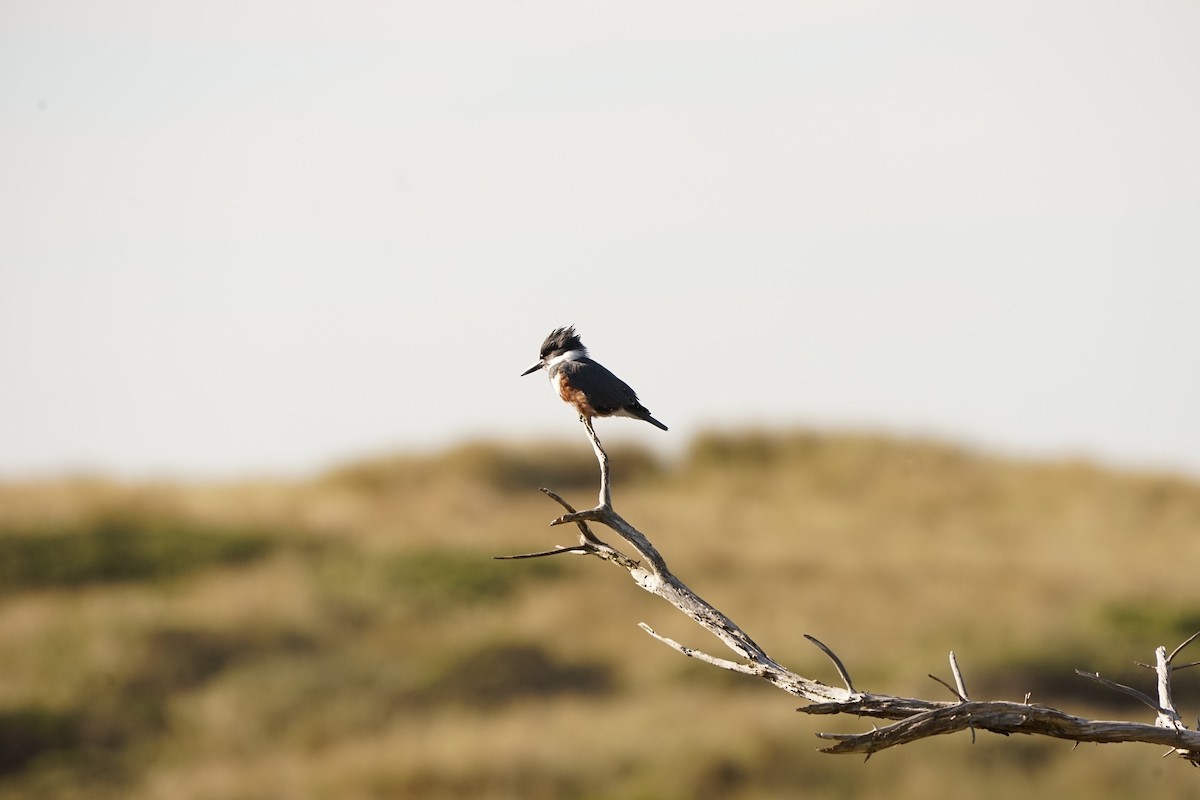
[[497, 417, 1200, 765]]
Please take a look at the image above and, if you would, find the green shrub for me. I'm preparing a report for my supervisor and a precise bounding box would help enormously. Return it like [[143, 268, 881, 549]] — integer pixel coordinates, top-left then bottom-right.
[[415, 642, 616, 708], [313, 546, 563, 618], [0, 515, 275, 592], [0, 708, 83, 776], [323, 440, 663, 493]]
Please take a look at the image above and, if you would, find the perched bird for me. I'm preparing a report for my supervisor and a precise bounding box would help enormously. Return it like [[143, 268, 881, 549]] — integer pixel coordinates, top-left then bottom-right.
[[521, 326, 668, 431]]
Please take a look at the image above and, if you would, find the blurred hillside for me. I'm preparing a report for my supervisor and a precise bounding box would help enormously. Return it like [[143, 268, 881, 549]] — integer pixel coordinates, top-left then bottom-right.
[[1, 429, 1198, 799]]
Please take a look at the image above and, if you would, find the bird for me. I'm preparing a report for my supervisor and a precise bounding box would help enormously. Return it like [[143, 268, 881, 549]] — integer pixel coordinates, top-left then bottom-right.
[[521, 326, 668, 431]]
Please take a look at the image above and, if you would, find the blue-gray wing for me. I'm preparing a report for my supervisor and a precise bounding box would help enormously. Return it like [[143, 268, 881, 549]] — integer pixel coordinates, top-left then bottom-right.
[[562, 358, 642, 412], [561, 358, 668, 430]]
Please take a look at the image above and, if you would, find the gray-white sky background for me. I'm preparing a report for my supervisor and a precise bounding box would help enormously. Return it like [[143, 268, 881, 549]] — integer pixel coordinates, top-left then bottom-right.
[[2, 2, 1198, 479]]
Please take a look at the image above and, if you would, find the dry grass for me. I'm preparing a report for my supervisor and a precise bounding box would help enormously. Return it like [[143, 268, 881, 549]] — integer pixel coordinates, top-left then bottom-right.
[[0, 428, 1198, 798]]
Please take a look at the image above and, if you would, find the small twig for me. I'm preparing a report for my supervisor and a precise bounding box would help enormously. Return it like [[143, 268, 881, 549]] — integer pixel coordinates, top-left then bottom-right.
[[949, 651, 970, 702], [493, 545, 591, 560], [1074, 670, 1161, 712], [804, 634, 856, 693], [1168, 630, 1200, 664], [640, 624, 761, 675], [929, 673, 966, 702], [500, 487, 642, 571], [1141, 632, 1200, 673]]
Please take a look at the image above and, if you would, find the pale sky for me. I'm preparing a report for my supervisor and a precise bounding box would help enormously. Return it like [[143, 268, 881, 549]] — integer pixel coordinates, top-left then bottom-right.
[[2, 2, 1198, 479]]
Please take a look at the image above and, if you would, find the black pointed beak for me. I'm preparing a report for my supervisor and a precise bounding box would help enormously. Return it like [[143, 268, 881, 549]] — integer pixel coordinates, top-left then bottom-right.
[[520, 361, 543, 377]]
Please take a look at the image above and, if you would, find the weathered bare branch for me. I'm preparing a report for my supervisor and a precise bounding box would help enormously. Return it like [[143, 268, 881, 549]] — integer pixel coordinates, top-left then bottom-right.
[[810, 700, 1200, 759], [501, 416, 1200, 765]]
